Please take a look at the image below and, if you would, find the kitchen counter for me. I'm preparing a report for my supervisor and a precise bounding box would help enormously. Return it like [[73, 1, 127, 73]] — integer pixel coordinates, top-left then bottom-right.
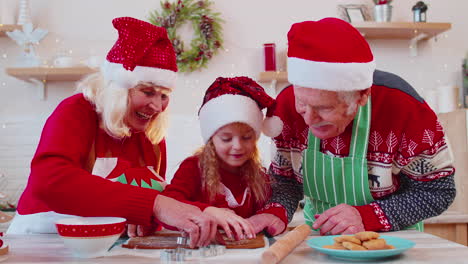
[[2, 230, 467, 263]]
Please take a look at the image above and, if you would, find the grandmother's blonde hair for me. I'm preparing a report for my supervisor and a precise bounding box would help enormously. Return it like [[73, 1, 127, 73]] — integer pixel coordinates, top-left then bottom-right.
[[195, 122, 270, 206], [77, 73, 169, 144]]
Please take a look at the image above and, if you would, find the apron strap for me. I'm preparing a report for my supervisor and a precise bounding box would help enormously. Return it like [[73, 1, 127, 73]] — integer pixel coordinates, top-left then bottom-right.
[[350, 98, 371, 158]]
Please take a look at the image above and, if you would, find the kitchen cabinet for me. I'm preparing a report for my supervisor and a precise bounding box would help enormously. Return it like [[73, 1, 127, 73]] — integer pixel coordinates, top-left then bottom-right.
[[425, 109, 468, 246]]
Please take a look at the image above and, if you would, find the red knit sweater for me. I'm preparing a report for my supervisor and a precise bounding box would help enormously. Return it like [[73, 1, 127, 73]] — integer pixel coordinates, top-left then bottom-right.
[[16, 94, 167, 225]]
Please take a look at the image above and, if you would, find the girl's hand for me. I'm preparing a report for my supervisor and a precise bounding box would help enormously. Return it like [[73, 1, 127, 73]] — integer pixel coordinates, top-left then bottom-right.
[[203, 206, 255, 240]]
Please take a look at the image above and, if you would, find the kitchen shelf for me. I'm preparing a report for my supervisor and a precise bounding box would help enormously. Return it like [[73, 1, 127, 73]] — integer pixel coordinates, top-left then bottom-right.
[[0, 24, 21, 36], [5, 66, 97, 81], [352, 22, 451, 56], [351, 22, 451, 40], [258, 71, 289, 94], [5, 66, 98, 100], [258, 71, 287, 83]]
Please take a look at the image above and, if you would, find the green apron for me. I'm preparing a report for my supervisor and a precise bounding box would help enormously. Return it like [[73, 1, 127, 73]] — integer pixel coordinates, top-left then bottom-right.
[[302, 99, 423, 232]]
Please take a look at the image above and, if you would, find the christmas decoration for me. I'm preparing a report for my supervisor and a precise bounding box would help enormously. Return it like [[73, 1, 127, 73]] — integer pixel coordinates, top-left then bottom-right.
[[149, 0, 223, 72], [6, 23, 48, 67], [412, 1, 428, 22], [17, 0, 32, 25]]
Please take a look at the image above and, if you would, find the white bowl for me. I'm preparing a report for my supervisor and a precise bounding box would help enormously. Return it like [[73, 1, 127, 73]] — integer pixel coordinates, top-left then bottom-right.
[[56, 217, 126, 258]]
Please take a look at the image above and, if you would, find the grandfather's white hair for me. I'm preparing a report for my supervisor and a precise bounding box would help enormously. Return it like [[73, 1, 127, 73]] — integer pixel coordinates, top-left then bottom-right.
[[337, 90, 360, 115]]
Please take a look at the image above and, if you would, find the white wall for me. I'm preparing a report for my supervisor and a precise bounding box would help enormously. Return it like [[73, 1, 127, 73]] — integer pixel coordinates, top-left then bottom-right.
[[0, 0, 467, 202]]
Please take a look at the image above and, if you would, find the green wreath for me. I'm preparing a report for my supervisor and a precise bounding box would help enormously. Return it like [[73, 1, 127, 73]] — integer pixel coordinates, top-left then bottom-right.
[[149, 0, 223, 73]]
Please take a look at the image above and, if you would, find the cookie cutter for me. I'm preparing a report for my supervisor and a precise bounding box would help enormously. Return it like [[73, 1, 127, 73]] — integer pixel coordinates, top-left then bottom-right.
[[185, 244, 226, 258], [160, 236, 226, 263]]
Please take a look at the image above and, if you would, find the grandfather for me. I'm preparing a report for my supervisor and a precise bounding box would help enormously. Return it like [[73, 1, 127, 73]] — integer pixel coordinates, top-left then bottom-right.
[[252, 18, 456, 236]]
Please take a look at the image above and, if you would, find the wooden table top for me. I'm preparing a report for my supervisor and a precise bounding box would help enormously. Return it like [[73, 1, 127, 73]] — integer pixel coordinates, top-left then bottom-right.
[[2, 230, 467, 263]]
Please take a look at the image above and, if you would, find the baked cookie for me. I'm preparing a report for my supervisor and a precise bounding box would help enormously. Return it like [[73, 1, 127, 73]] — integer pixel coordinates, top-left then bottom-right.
[[354, 231, 380, 241], [363, 238, 387, 250], [333, 235, 361, 245], [323, 244, 347, 250], [342, 241, 367, 251]]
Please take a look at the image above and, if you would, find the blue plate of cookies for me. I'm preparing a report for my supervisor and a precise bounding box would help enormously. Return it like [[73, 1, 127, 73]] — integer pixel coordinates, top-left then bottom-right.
[[307, 235, 415, 260]]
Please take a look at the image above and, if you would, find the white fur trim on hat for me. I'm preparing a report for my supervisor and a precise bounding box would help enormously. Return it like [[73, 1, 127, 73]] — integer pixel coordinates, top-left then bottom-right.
[[199, 94, 264, 143], [287, 57, 376, 91], [101, 61, 177, 90]]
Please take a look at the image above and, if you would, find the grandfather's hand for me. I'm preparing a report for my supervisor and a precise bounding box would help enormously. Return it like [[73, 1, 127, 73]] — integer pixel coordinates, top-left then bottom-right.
[[153, 195, 217, 248], [204, 206, 255, 240], [247, 213, 285, 236], [313, 203, 365, 235], [127, 224, 156, 238]]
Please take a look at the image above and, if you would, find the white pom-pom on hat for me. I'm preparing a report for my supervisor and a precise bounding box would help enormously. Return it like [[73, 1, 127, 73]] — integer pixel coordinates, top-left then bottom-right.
[[262, 115, 283, 138]]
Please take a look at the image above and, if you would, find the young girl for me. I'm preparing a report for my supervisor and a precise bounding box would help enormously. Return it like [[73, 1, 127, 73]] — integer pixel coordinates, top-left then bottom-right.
[[163, 76, 285, 240]]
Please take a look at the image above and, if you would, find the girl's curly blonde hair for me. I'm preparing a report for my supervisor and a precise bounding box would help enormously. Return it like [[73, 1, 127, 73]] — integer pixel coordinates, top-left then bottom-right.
[[196, 122, 270, 206], [77, 72, 169, 144]]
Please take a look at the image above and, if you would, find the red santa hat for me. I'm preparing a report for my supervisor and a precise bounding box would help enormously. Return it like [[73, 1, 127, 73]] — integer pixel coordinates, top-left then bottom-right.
[[198, 77, 283, 143], [287, 18, 376, 91], [101, 17, 178, 90]]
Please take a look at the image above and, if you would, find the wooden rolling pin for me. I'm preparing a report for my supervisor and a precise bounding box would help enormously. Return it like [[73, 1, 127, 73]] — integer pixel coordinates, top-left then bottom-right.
[[261, 224, 311, 264]]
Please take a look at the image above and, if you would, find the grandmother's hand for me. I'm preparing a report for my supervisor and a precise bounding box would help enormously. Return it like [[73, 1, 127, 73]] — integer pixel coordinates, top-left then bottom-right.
[[127, 224, 156, 237], [313, 203, 365, 235], [153, 195, 217, 248], [247, 213, 285, 236]]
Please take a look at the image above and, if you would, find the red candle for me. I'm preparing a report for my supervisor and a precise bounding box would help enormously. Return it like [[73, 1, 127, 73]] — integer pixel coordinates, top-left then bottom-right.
[[264, 43, 276, 71]]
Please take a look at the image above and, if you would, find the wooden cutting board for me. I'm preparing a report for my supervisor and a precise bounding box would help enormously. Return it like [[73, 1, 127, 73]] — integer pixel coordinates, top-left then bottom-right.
[[122, 231, 265, 249]]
